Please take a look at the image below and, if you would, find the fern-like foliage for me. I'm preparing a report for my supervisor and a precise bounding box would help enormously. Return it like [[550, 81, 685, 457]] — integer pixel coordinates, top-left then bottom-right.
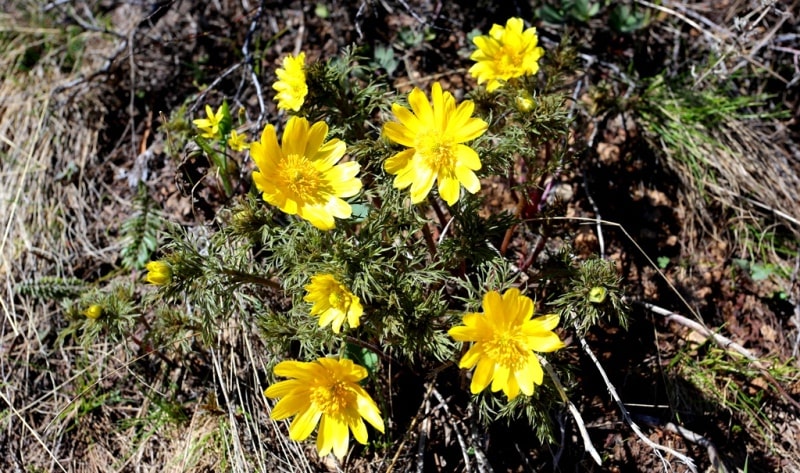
[[17, 276, 87, 300], [120, 184, 163, 270]]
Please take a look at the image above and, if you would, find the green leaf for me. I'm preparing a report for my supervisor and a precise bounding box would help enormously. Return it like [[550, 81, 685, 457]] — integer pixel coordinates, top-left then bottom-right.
[[218, 100, 232, 141], [345, 344, 380, 376], [749, 262, 775, 281]]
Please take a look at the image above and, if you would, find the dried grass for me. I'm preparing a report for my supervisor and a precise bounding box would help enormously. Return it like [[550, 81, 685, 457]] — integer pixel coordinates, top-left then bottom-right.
[[640, 0, 800, 259], [0, 4, 302, 472]]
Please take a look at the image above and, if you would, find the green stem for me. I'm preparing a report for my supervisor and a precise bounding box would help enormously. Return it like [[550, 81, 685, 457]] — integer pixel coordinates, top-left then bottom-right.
[[221, 269, 282, 290]]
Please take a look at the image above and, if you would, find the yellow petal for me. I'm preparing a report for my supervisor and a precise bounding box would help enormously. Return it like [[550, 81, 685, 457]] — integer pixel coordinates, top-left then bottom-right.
[[324, 415, 350, 459], [282, 116, 309, 157], [349, 417, 369, 445], [530, 356, 544, 385], [347, 299, 363, 328], [391, 103, 422, 132], [318, 308, 343, 331], [450, 115, 488, 144], [527, 333, 565, 353], [525, 313, 561, 332], [300, 204, 337, 231], [515, 358, 537, 396], [407, 87, 433, 125], [305, 120, 329, 157], [325, 198, 354, 220], [455, 165, 480, 195], [470, 358, 495, 394], [438, 176, 460, 206], [482, 291, 504, 323], [269, 392, 309, 420], [491, 364, 510, 393], [472, 35, 499, 57], [274, 360, 314, 379], [504, 373, 521, 399], [431, 82, 446, 130], [264, 379, 305, 400], [313, 138, 346, 169], [356, 393, 385, 433], [327, 162, 362, 196], [384, 149, 415, 176], [506, 17, 524, 34], [316, 415, 334, 456], [288, 407, 322, 441], [457, 343, 482, 369], [383, 121, 417, 148], [408, 167, 435, 203], [448, 323, 480, 342]]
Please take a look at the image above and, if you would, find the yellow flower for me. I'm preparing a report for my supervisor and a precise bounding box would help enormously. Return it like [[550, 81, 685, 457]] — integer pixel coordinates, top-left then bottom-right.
[[382, 82, 488, 205], [469, 17, 545, 92], [265, 357, 385, 459], [448, 288, 564, 399], [227, 130, 248, 152], [83, 304, 102, 320], [273, 52, 308, 112], [250, 116, 362, 230], [145, 261, 172, 285], [304, 274, 364, 333], [193, 104, 225, 139]]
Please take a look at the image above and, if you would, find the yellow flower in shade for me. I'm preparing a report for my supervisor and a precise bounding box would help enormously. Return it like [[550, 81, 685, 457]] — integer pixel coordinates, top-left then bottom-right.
[[83, 304, 102, 320], [448, 288, 564, 399], [193, 105, 225, 139], [469, 17, 545, 92], [145, 261, 172, 285], [382, 82, 488, 205], [304, 274, 364, 333], [264, 357, 385, 459], [250, 116, 362, 230], [227, 130, 248, 151], [273, 52, 308, 112]]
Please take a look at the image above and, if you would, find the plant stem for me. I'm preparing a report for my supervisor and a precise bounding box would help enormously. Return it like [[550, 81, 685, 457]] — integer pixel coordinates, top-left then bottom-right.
[[221, 268, 282, 290]]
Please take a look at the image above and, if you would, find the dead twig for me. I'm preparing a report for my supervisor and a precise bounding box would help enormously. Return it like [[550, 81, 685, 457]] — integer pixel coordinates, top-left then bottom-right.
[[386, 382, 435, 473], [430, 388, 473, 473], [241, 0, 267, 125], [637, 299, 800, 412], [637, 300, 757, 361], [578, 332, 698, 472], [540, 356, 602, 466], [662, 422, 728, 473]]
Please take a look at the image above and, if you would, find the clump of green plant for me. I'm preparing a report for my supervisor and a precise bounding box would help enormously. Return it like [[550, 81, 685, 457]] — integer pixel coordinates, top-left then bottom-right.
[[64, 16, 628, 465], [667, 342, 800, 452]]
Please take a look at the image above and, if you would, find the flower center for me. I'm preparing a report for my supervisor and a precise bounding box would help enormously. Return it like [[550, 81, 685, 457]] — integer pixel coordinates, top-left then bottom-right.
[[280, 153, 327, 202], [483, 330, 528, 370], [328, 287, 346, 309], [310, 380, 355, 416], [416, 131, 455, 173], [496, 44, 526, 78]]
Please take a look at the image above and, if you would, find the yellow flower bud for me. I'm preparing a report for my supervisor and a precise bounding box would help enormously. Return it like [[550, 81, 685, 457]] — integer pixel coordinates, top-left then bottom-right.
[[83, 304, 103, 319], [516, 92, 535, 112], [588, 286, 607, 304], [145, 261, 172, 285]]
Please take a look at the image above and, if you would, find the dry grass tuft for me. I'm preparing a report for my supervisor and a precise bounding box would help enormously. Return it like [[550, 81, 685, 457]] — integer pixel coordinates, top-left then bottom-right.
[[638, 0, 800, 262]]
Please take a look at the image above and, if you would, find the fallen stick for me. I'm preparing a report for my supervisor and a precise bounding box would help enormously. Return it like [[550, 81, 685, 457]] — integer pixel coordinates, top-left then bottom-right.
[[578, 334, 698, 472]]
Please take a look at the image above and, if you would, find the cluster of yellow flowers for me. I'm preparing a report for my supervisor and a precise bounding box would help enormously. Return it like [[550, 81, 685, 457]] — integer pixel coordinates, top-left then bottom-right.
[[143, 17, 561, 460]]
